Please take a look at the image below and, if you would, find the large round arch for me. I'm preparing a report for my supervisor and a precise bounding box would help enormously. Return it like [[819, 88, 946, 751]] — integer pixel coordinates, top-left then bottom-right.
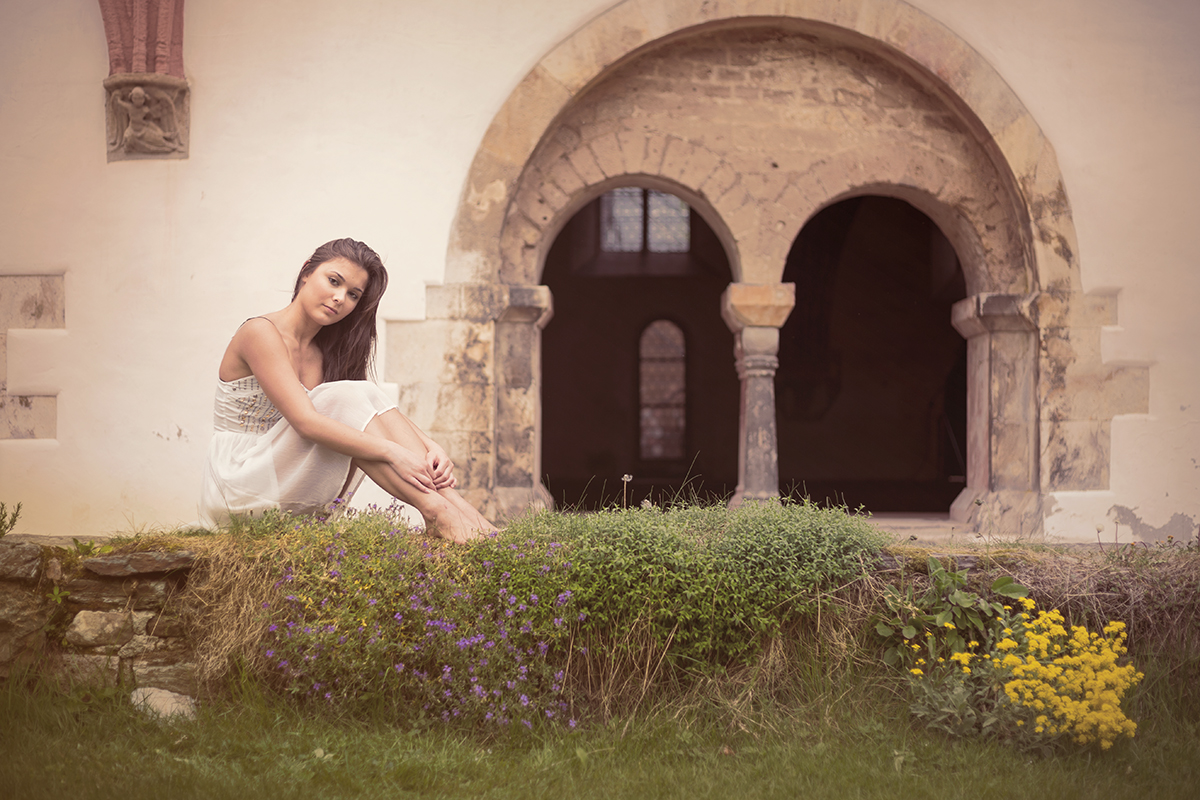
[[388, 0, 1143, 536]]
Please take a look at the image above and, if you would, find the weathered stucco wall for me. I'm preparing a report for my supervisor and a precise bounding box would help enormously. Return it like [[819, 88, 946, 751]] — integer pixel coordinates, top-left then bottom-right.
[[0, 0, 1196, 542]]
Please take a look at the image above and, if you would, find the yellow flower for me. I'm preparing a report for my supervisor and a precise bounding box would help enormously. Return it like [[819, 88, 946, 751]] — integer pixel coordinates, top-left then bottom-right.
[[910, 668, 924, 676], [943, 622, 956, 629]]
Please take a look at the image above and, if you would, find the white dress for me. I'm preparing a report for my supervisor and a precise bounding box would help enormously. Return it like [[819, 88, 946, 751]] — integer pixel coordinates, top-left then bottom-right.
[[199, 376, 397, 526]]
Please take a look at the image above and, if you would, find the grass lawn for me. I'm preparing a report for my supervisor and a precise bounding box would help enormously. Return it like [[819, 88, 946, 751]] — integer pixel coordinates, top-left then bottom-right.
[[2, 680, 1198, 800]]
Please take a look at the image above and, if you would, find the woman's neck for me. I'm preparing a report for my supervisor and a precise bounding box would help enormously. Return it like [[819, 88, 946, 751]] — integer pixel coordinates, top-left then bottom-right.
[[269, 301, 321, 349]]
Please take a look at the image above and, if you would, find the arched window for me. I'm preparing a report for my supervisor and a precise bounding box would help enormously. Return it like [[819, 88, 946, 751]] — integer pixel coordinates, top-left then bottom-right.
[[639, 320, 686, 459], [601, 187, 690, 253]]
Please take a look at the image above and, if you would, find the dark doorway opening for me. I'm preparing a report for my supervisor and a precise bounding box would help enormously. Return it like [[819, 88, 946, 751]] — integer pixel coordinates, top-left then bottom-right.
[[777, 196, 968, 512], [541, 188, 739, 509]]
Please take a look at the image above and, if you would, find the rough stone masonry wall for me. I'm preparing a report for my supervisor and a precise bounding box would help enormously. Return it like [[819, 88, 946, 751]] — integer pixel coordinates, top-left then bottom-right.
[[0, 539, 198, 698]]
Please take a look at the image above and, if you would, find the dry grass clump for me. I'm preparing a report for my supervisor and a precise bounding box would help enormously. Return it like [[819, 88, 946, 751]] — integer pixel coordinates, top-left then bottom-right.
[[179, 534, 292, 686], [1007, 547, 1200, 679]]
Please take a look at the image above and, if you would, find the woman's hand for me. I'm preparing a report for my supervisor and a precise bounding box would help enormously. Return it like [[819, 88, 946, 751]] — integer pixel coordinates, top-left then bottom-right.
[[385, 442, 439, 494], [425, 443, 457, 490]]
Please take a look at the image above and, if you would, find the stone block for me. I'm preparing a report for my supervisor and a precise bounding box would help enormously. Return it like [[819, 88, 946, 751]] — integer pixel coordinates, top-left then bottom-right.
[[990, 330, 1036, 423], [481, 65, 572, 168], [0, 541, 42, 581], [698, 161, 739, 202], [1043, 420, 1110, 491], [61, 575, 172, 610], [566, 145, 606, 186], [514, 183, 556, 230], [990, 421, 1035, 492], [83, 550, 195, 577], [1, 394, 57, 440], [617, 129, 648, 173], [131, 687, 196, 719], [65, 610, 134, 648], [0, 582, 52, 665], [130, 659, 199, 696], [588, 132, 624, 179], [56, 652, 120, 688], [1042, 364, 1149, 422], [146, 611, 186, 638], [659, 137, 695, 182], [118, 633, 189, 659], [432, 382, 494, 434], [0, 275, 65, 329], [132, 610, 155, 635]]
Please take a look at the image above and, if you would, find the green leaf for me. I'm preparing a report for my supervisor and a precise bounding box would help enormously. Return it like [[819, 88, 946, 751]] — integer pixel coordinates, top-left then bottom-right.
[[950, 590, 975, 607], [876, 622, 894, 637], [991, 577, 1030, 598], [902, 625, 918, 640]]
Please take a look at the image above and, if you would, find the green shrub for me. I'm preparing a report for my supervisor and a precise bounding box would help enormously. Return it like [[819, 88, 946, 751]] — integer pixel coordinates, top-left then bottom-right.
[[247, 498, 887, 734]]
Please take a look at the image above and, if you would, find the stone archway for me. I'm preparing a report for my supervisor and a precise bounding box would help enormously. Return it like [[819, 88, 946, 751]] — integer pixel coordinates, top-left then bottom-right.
[[389, 0, 1148, 534]]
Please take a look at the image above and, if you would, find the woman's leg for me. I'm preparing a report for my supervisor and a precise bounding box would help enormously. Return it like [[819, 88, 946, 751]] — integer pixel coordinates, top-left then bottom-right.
[[349, 457, 483, 543], [357, 409, 497, 541]]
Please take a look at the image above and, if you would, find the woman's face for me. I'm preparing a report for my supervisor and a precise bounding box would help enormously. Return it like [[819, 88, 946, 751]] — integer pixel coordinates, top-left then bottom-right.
[[299, 257, 369, 325]]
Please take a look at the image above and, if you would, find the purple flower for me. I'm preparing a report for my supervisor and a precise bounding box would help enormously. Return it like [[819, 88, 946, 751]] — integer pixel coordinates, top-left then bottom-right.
[[268, 624, 278, 632]]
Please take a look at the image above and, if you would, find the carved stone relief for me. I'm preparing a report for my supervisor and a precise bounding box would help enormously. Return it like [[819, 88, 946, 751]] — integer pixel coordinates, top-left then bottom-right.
[[104, 74, 188, 160], [98, 0, 188, 162]]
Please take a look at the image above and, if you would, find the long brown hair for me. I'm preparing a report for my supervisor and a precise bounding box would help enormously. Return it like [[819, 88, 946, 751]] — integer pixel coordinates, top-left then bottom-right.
[[292, 238, 388, 382]]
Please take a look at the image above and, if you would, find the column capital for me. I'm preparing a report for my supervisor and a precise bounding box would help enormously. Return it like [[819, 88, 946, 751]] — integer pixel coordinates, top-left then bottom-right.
[[951, 293, 1038, 338], [425, 283, 553, 327], [721, 282, 796, 332]]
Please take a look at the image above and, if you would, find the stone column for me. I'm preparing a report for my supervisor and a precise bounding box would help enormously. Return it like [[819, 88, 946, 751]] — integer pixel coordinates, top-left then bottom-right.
[[950, 293, 1042, 536], [721, 283, 796, 505], [387, 283, 552, 522], [494, 285, 554, 518]]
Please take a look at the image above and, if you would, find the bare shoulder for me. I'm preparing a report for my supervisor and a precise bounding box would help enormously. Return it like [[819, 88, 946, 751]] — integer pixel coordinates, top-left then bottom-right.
[[219, 318, 285, 381]]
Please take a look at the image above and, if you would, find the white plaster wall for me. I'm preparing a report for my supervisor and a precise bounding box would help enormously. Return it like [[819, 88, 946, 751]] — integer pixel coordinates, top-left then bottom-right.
[[1, 0, 1196, 541]]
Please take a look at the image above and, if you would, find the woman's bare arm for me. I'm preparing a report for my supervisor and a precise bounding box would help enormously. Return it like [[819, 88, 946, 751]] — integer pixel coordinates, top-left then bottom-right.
[[228, 319, 437, 492]]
